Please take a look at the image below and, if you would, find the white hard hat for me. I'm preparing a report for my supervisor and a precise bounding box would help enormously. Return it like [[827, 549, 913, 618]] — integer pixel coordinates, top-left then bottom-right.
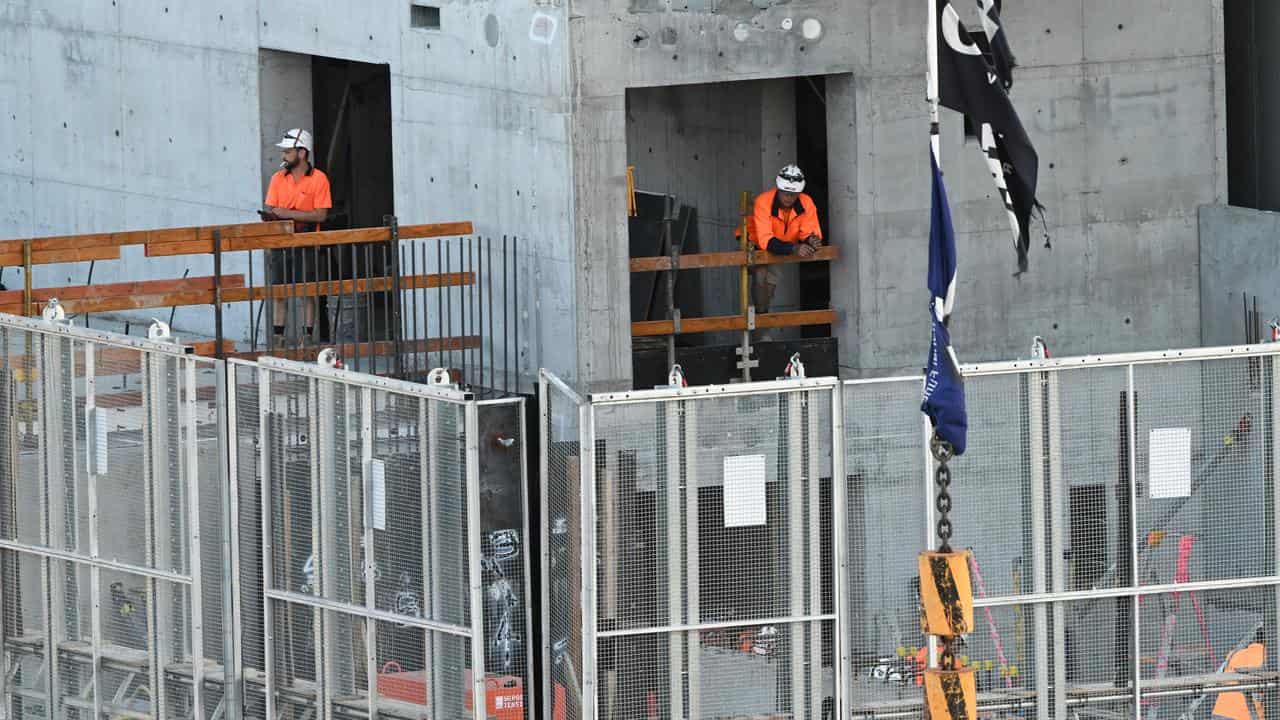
[[275, 128, 314, 156], [776, 164, 806, 193]]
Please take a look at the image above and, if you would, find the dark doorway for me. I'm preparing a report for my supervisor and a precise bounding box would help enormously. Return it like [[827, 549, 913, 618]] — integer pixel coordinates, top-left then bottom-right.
[[311, 57, 394, 342], [310, 57, 395, 230]]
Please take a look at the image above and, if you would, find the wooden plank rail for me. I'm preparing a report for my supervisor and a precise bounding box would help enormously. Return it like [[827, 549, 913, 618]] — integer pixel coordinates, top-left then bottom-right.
[[225, 336, 480, 363], [0, 222, 292, 266], [0, 219, 474, 263], [145, 221, 475, 257], [0, 275, 246, 316], [630, 245, 838, 273], [0, 272, 472, 316], [220, 272, 474, 303], [632, 309, 837, 337]]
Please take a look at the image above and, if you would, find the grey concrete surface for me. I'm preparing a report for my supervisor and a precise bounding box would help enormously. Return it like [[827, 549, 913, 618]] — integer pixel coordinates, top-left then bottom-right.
[[0, 1, 1231, 390], [571, 0, 1227, 387], [1199, 204, 1280, 348], [0, 0, 573, 388]]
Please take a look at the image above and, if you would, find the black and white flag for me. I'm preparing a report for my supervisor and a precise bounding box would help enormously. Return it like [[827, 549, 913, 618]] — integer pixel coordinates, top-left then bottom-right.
[[932, 0, 1044, 274], [977, 0, 1016, 90]]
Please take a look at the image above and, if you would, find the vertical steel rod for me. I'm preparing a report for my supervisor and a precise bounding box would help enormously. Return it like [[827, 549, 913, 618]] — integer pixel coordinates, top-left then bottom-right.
[[487, 239, 495, 395], [503, 236, 510, 397]]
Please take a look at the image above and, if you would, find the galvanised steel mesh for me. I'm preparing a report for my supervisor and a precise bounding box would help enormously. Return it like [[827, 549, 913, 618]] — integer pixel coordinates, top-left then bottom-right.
[[583, 381, 836, 720], [542, 372, 588, 720], [236, 356, 496, 719], [0, 316, 222, 719]]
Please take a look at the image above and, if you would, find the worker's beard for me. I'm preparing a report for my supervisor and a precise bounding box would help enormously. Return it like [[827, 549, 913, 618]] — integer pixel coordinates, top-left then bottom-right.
[[280, 157, 299, 171]]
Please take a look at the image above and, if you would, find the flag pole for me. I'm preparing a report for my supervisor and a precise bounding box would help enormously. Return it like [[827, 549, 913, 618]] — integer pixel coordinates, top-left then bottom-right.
[[927, 0, 941, 166], [924, 0, 942, 677]]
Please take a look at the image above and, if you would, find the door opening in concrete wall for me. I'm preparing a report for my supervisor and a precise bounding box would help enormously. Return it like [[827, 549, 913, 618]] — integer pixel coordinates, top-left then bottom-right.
[[259, 50, 395, 230], [626, 75, 841, 386], [258, 50, 396, 341]]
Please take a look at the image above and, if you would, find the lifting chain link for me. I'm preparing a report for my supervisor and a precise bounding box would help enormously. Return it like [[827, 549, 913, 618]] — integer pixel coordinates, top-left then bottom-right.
[[931, 432, 957, 671]]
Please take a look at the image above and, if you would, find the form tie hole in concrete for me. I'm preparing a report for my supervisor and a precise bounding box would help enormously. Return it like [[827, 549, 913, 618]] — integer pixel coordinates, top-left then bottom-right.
[[1117, 23, 1124, 30], [1044, 28, 1051, 34], [672, 54, 679, 60], [62, 122, 67, 128], [1049, 163, 1055, 169], [1125, 318, 1131, 325], [1119, 157, 1128, 166], [1053, 323, 1059, 330], [632, 29, 650, 48], [114, 130, 120, 137]]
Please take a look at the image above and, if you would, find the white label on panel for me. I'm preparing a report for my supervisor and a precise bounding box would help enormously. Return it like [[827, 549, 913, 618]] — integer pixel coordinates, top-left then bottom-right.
[[370, 459, 387, 530], [1148, 427, 1191, 499], [723, 454, 767, 527]]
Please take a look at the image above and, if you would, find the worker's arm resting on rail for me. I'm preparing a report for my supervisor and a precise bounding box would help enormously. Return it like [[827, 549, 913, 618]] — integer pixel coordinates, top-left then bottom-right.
[[266, 206, 329, 224]]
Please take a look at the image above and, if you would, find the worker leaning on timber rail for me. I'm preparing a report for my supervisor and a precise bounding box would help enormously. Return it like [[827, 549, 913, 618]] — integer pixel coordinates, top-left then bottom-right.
[[746, 164, 824, 317], [260, 128, 332, 343]]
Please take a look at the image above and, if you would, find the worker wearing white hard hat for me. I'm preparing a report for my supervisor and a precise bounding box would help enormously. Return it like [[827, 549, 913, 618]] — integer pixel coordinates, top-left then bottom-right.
[[740, 165, 824, 326], [261, 128, 332, 343]]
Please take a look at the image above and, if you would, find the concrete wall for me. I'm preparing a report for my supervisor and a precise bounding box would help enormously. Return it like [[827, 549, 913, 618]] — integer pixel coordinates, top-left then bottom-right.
[[0, 0, 574, 385], [570, 0, 1228, 387], [1199, 204, 1279, 347], [0, 1, 1231, 390]]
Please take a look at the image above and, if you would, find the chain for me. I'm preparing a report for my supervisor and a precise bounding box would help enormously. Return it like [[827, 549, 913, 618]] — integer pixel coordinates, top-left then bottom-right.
[[931, 433, 954, 552], [930, 433, 957, 670]]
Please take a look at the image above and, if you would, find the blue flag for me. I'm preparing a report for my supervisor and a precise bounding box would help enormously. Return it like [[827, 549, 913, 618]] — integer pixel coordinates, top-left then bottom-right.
[[921, 150, 968, 455]]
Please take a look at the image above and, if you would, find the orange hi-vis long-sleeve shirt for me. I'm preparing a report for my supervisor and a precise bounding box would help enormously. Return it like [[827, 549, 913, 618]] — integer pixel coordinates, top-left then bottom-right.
[[747, 188, 823, 252]]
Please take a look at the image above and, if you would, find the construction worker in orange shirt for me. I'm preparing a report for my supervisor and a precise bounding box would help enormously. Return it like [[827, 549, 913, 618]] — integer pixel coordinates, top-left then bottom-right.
[[260, 128, 332, 344], [747, 165, 823, 317], [1212, 639, 1265, 720]]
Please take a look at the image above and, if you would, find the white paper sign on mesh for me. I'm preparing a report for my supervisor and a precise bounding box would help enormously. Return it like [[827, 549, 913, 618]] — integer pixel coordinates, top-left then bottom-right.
[[723, 454, 767, 527], [1148, 427, 1192, 499]]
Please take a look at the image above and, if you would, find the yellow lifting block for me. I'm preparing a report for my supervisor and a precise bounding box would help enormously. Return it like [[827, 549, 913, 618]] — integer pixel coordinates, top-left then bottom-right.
[[924, 666, 977, 720], [918, 550, 974, 636]]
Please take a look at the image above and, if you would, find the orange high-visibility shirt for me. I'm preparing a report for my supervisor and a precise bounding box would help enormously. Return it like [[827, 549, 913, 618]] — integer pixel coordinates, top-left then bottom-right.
[[265, 167, 332, 232], [747, 188, 823, 252], [1212, 642, 1265, 720]]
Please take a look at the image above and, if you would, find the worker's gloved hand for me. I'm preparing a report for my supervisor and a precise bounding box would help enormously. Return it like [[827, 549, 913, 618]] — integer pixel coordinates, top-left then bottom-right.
[[796, 242, 817, 258], [805, 234, 822, 249]]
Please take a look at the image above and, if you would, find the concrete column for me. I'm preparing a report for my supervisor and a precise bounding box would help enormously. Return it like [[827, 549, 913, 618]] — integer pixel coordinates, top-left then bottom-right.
[[826, 75, 863, 375], [571, 92, 634, 392]]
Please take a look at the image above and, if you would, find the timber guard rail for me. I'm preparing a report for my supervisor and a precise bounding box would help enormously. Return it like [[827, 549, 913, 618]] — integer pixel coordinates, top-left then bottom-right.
[[0, 218, 524, 393]]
